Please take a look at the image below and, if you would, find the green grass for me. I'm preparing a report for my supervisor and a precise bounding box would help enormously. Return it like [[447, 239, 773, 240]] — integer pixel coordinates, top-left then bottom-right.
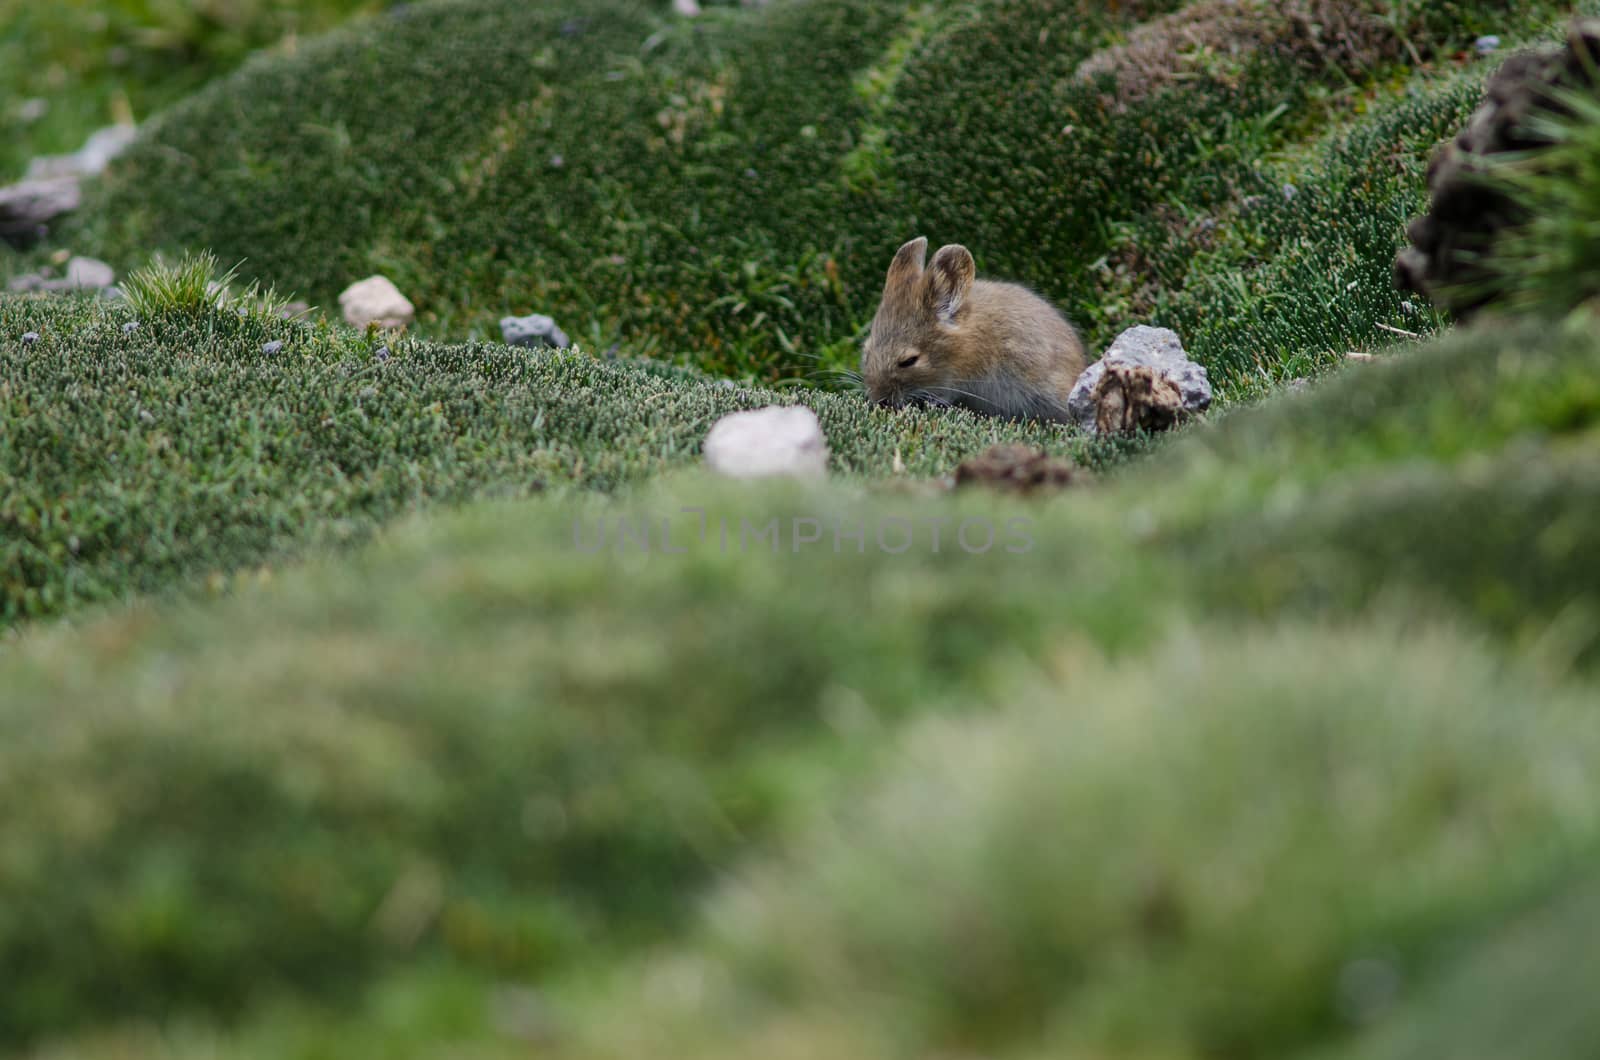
[[34, 0, 1588, 390], [0, 290, 1150, 625], [1455, 84, 1600, 317], [0, 0, 388, 181], [7, 1, 1600, 1055], [5, 305, 1600, 1050]]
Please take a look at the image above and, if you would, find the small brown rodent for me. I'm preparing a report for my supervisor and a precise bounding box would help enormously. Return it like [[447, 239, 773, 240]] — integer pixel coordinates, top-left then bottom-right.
[[861, 237, 1087, 421]]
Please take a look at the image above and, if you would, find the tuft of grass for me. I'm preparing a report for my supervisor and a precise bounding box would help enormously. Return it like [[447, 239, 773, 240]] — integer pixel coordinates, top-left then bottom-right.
[[1457, 82, 1600, 317], [118, 249, 298, 322]]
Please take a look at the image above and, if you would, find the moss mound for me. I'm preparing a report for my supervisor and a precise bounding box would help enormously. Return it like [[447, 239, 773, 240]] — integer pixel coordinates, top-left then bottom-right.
[[52, 0, 1582, 389], [5, 310, 1600, 1047]]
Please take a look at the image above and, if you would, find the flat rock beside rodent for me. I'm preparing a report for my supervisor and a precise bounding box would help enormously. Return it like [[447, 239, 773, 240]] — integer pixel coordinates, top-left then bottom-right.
[[1067, 325, 1211, 434]]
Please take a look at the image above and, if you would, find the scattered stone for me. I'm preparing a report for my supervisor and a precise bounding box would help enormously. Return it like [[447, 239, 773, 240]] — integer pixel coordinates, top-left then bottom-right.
[[278, 300, 312, 320], [954, 444, 1084, 495], [703, 405, 829, 479], [673, 0, 701, 15], [25, 124, 138, 181], [16, 98, 48, 124], [64, 256, 115, 289], [1066, 325, 1212, 434], [1396, 19, 1600, 318], [8, 255, 117, 295], [500, 313, 570, 350], [1475, 34, 1502, 55], [21, 332, 39, 346], [261, 340, 284, 355], [375, 345, 391, 362], [338, 275, 415, 329], [122, 321, 139, 335], [0, 177, 82, 247]]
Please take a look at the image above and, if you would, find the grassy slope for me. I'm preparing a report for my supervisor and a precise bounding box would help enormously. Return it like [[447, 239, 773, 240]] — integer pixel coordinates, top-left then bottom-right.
[[34, 0, 1588, 390], [0, 292, 1151, 625], [0, 0, 387, 181], [5, 310, 1600, 1052], [5, 0, 1600, 1054]]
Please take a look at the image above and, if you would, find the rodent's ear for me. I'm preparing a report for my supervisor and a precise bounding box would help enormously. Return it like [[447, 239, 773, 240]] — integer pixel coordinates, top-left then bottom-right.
[[885, 236, 928, 287], [926, 244, 975, 323]]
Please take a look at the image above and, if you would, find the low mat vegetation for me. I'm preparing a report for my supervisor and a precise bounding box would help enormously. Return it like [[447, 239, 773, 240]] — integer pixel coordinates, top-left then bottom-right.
[[6, 0, 1600, 1056], [5, 307, 1600, 1054], [34, 0, 1593, 390]]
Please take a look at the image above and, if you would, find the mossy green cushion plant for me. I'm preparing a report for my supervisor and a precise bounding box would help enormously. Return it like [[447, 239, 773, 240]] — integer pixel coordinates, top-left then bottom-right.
[[51, 0, 1589, 390]]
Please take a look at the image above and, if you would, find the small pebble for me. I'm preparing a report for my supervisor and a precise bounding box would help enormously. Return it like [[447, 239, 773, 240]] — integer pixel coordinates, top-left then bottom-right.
[[375, 345, 391, 362], [21, 331, 39, 346], [261, 340, 284, 355], [359, 386, 378, 400], [138, 410, 154, 424], [1475, 35, 1501, 55], [1282, 183, 1298, 201], [122, 321, 139, 334]]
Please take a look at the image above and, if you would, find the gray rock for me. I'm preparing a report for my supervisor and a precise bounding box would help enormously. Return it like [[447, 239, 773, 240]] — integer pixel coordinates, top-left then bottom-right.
[[1475, 35, 1502, 55], [261, 340, 285, 355], [500, 313, 570, 350], [122, 321, 139, 335], [25, 124, 138, 181], [1066, 325, 1212, 433], [7, 255, 117, 294], [703, 405, 829, 479], [0, 177, 82, 246], [21, 332, 39, 346]]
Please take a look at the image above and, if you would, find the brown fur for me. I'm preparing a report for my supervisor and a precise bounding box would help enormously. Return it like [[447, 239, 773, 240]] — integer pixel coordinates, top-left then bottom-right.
[[862, 237, 1087, 422]]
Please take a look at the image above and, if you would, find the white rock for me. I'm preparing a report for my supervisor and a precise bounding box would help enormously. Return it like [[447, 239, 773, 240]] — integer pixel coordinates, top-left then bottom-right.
[[673, 0, 701, 15], [1066, 325, 1212, 433], [703, 405, 829, 479], [64, 256, 115, 289], [339, 275, 415, 330]]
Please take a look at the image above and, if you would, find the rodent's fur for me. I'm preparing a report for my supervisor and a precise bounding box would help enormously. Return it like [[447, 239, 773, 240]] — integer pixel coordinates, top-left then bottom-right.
[[861, 237, 1087, 421]]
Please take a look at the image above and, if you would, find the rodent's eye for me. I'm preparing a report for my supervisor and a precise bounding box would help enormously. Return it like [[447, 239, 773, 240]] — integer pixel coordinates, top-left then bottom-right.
[[897, 353, 921, 369]]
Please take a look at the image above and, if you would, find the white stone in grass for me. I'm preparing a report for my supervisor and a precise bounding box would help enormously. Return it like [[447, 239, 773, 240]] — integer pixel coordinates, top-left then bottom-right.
[[339, 274, 415, 330], [64, 256, 115, 290], [703, 405, 829, 479]]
